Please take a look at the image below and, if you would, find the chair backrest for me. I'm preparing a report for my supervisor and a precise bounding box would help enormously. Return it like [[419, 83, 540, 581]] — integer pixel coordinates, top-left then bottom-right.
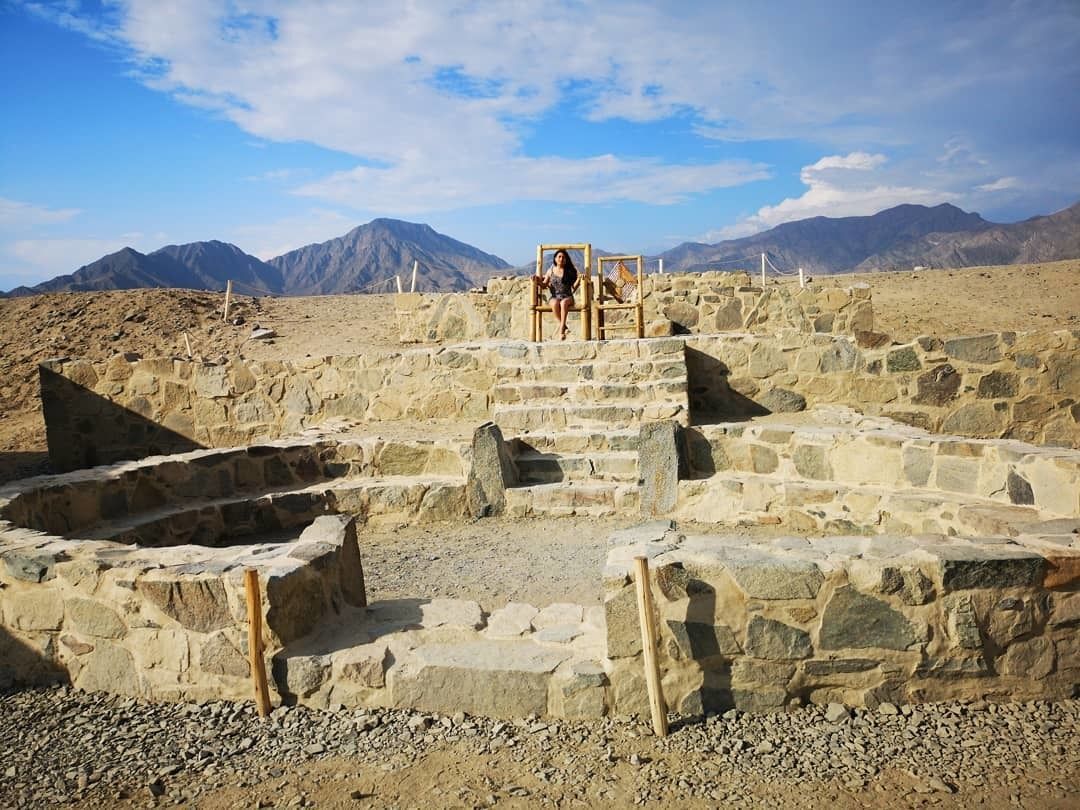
[[597, 255, 644, 305]]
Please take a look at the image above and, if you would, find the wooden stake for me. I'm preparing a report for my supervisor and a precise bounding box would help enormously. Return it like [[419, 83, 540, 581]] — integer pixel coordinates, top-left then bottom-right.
[[634, 556, 668, 737], [395, 275, 403, 294], [182, 332, 193, 358], [410, 260, 419, 293], [223, 280, 233, 322], [243, 568, 272, 718]]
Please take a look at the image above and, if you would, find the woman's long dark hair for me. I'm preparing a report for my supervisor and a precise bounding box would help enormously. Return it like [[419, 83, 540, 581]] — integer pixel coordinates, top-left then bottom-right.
[[553, 249, 578, 274]]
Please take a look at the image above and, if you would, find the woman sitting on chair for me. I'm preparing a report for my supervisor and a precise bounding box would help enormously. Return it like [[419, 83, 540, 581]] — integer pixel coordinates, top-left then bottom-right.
[[538, 249, 579, 340]]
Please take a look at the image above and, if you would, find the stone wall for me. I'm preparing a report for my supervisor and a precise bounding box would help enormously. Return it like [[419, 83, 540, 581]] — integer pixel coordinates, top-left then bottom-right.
[[395, 273, 873, 343], [0, 515, 367, 701], [40, 346, 501, 471], [685, 329, 1080, 448], [38, 326, 1079, 475], [603, 523, 1080, 716]]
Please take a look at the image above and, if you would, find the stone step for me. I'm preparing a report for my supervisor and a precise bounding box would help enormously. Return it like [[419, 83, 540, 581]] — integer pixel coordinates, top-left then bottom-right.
[[513, 450, 639, 484], [83, 475, 467, 546], [494, 401, 686, 432], [494, 336, 686, 367], [505, 481, 639, 518], [674, 470, 1048, 537], [508, 429, 641, 454], [685, 411, 1080, 518], [493, 378, 686, 405], [495, 358, 687, 385]]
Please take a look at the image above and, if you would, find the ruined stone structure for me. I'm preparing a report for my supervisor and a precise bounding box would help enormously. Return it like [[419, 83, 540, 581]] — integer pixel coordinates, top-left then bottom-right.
[[3, 277, 1079, 720]]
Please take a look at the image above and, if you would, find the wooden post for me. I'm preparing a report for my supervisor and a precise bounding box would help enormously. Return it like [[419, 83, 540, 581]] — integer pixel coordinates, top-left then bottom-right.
[[658, 258, 664, 275], [182, 332, 193, 358], [798, 267, 805, 288], [410, 260, 419, 293], [243, 568, 272, 718], [760, 253, 766, 289], [634, 556, 668, 737], [222, 280, 233, 322], [636, 255, 645, 339], [395, 275, 403, 294]]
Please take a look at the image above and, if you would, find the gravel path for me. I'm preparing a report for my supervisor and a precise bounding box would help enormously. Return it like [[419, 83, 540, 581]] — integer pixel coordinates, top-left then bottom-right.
[[2, 686, 1077, 809]]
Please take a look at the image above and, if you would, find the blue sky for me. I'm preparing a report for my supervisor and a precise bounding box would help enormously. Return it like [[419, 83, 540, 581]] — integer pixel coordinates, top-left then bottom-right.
[[2, 0, 1079, 290]]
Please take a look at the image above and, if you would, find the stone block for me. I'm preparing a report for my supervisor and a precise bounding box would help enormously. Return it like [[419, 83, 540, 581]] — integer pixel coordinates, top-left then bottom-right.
[[933, 547, 1045, 591], [977, 371, 1018, 399], [1, 550, 57, 583], [819, 586, 925, 651], [273, 654, 331, 698], [944, 334, 1001, 364], [666, 620, 740, 660], [732, 687, 787, 713], [466, 422, 515, 519], [941, 403, 1007, 437], [67, 598, 126, 639], [77, 641, 140, 696], [639, 421, 680, 516], [420, 599, 484, 630], [4, 590, 64, 631], [732, 658, 796, 687], [721, 548, 824, 600], [200, 631, 250, 678], [605, 585, 642, 658], [759, 388, 806, 413], [486, 602, 539, 637], [744, 616, 812, 660], [914, 364, 961, 406], [886, 346, 921, 373], [998, 637, 1055, 680], [946, 595, 982, 650], [802, 659, 879, 676], [389, 641, 571, 717], [136, 577, 234, 634], [792, 444, 833, 480], [336, 644, 388, 688], [532, 603, 583, 630]]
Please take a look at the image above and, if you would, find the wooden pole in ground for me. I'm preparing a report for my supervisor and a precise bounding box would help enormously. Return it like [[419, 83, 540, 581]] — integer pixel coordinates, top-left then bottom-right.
[[410, 260, 419, 292], [243, 568, 272, 718], [395, 275, 403, 294], [182, 332, 193, 358], [760, 253, 766, 289], [223, 280, 233, 322], [633, 556, 668, 737]]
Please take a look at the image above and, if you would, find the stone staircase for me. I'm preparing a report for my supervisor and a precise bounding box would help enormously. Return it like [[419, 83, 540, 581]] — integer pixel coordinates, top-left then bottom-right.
[[494, 339, 689, 518], [492, 338, 689, 432]]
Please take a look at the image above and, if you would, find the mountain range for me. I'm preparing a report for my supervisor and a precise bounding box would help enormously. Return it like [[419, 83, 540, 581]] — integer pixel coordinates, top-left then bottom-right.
[[4, 201, 1078, 297]]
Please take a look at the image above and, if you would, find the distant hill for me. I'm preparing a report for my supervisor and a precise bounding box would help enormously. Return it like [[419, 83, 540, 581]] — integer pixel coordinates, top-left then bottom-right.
[[660, 201, 1080, 274], [7, 241, 282, 297], [269, 218, 510, 294], [7, 219, 511, 297]]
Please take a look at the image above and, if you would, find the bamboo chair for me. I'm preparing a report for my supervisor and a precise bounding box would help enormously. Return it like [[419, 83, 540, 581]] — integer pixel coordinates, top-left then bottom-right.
[[594, 255, 645, 339], [530, 243, 593, 341]]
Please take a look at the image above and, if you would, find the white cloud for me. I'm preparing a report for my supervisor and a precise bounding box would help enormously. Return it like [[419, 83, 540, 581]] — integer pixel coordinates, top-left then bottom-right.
[[699, 152, 954, 241], [977, 177, 1021, 192], [22, 1, 1080, 227], [0, 197, 81, 227], [228, 208, 356, 260]]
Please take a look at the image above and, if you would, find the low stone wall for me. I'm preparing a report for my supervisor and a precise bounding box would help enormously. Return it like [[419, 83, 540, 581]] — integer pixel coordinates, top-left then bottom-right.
[[395, 273, 873, 343], [685, 329, 1080, 449], [603, 522, 1080, 715], [0, 515, 367, 699]]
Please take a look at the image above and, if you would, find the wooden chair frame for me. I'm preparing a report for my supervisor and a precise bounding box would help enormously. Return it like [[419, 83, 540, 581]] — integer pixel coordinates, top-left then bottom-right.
[[594, 254, 645, 339], [530, 243, 593, 341]]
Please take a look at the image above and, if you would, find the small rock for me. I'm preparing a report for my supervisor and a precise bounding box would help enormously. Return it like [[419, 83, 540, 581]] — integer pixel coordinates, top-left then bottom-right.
[[825, 703, 850, 723]]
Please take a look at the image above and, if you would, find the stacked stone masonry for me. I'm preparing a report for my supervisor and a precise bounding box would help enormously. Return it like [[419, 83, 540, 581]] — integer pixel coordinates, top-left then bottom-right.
[[395, 272, 874, 343], [39, 328, 1079, 475]]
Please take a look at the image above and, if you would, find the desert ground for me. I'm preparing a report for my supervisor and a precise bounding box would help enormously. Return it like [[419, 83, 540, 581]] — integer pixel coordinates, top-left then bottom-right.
[[1, 260, 1079, 808]]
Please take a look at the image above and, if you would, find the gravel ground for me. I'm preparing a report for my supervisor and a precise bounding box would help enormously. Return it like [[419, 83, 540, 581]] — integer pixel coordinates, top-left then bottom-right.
[[2, 685, 1077, 809]]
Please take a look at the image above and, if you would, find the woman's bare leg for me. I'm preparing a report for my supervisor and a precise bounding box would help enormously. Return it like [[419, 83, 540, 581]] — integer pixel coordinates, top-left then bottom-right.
[[558, 298, 572, 336]]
